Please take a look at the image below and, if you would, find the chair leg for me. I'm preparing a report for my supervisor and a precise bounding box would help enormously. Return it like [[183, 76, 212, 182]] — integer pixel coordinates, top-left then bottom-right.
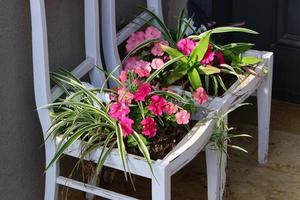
[[152, 169, 171, 200], [257, 55, 273, 164], [206, 144, 227, 200], [44, 162, 59, 200]]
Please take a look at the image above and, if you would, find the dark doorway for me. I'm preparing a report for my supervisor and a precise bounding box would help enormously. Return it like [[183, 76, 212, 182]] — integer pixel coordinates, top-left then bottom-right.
[[189, 0, 300, 103]]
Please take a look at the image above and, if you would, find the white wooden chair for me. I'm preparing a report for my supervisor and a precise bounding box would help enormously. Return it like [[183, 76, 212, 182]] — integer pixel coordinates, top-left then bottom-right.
[[30, 0, 273, 200]]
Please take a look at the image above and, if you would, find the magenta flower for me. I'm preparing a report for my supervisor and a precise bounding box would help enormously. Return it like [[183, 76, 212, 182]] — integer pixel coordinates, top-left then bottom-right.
[[215, 51, 226, 64], [134, 60, 151, 78], [193, 87, 209, 104], [120, 117, 134, 137], [117, 87, 134, 104], [201, 45, 215, 65], [175, 110, 190, 125], [126, 31, 145, 52], [163, 102, 178, 115], [151, 40, 169, 56], [177, 38, 197, 56], [134, 82, 151, 102], [141, 117, 157, 138], [145, 26, 161, 40], [148, 95, 166, 116], [109, 101, 130, 120], [151, 58, 165, 70], [119, 70, 128, 83]]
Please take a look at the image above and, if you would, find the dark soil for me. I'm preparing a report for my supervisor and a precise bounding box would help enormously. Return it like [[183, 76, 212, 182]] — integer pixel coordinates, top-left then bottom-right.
[[127, 121, 197, 160]]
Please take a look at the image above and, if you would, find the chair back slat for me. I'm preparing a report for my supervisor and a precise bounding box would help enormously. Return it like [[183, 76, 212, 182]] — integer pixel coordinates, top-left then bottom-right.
[[30, 0, 52, 135], [84, 0, 106, 88], [31, 0, 106, 139]]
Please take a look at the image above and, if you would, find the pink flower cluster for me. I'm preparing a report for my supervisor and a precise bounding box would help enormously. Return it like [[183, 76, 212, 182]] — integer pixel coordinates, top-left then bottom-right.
[[110, 70, 193, 137], [126, 26, 162, 53], [176, 38, 226, 65]]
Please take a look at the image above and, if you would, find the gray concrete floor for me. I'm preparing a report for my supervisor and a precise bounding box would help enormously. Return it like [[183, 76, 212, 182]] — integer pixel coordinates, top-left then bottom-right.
[[61, 98, 300, 200]]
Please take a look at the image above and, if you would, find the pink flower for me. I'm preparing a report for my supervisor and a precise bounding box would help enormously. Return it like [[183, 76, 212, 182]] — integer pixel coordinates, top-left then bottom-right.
[[119, 70, 128, 83], [134, 82, 151, 101], [109, 101, 130, 120], [215, 51, 226, 64], [175, 110, 190, 125], [120, 117, 134, 137], [141, 117, 157, 138], [163, 102, 178, 115], [126, 31, 145, 52], [117, 87, 134, 104], [193, 87, 209, 104], [123, 56, 139, 71], [148, 95, 166, 116], [134, 60, 151, 78], [177, 38, 197, 56], [151, 58, 165, 70], [151, 40, 169, 56], [201, 45, 215, 65], [145, 26, 161, 40]]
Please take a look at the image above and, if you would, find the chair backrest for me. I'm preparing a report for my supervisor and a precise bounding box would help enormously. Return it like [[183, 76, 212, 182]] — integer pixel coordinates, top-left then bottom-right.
[[101, 0, 163, 87], [30, 0, 106, 139]]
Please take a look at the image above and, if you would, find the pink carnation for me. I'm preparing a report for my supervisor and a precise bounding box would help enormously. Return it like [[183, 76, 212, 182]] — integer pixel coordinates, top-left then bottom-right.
[[109, 101, 130, 120], [177, 38, 197, 56], [123, 56, 139, 71], [117, 87, 134, 104], [151, 58, 164, 70], [175, 110, 190, 125], [151, 40, 169, 56], [141, 117, 157, 138], [148, 95, 166, 116], [120, 117, 134, 137], [163, 102, 178, 115], [145, 26, 161, 40], [193, 87, 208, 104], [201, 45, 215, 65], [134, 82, 151, 102], [126, 31, 145, 52], [134, 60, 151, 78], [119, 70, 128, 83], [215, 51, 226, 64]]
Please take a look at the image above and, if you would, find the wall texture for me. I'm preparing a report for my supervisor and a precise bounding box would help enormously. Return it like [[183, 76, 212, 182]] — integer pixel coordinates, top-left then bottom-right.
[[0, 1, 178, 199]]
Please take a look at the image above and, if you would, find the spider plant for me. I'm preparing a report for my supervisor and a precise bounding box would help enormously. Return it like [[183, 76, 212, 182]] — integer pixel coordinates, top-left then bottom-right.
[[43, 70, 153, 180]]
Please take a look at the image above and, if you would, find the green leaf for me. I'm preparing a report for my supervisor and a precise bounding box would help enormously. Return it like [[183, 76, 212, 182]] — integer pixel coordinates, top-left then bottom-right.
[[188, 68, 202, 89], [216, 75, 227, 91], [221, 43, 254, 54], [212, 75, 218, 96], [189, 27, 258, 40], [199, 65, 221, 75], [116, 124, 129, 180], [241, 57, 262, 65], [161, 45, 187, 63], [46, 123, 99, 170], [210, 27, 258, 34], [132, 132, 154, 175], [166, 63, 189, 85], [146, 55, 184, 83], [188, 31, 211, 64]]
